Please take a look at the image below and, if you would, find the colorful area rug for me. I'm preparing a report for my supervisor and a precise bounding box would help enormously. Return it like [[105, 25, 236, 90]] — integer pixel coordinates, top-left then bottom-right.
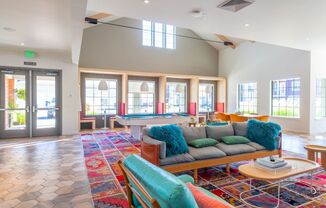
[[81, 131, 326, 208]]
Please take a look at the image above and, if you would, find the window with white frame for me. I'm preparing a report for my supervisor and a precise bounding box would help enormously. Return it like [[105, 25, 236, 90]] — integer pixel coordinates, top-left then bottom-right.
[[316, 79, 326, 118], [128, 80, 155, 114], [142, 20, 176, 49], [166, 82, 187, 113], [238, 83, 257, 114], [271, 78, 300, 118], [85, 78, 117, 115], [199, 83, 215, 112]]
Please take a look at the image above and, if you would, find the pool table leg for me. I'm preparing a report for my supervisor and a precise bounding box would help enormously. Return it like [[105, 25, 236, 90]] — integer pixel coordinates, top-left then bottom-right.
[[130, 125, 142, 140]]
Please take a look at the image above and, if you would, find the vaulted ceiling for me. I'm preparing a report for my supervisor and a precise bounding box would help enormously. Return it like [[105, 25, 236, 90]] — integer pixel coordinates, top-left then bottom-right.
[[87, 0, 326, 51], [1, 0, 325, 65]]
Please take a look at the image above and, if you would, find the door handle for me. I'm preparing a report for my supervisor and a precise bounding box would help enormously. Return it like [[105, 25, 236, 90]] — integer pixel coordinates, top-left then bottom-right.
[[32, 106, 36, 113], [26, 106, 30, 113], [54, 107, 60, 111]]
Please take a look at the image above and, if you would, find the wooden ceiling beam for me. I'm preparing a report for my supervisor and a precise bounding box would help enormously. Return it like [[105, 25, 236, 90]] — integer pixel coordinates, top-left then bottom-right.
[[216, 34, 236, 49], [88, 12, 111, 20]]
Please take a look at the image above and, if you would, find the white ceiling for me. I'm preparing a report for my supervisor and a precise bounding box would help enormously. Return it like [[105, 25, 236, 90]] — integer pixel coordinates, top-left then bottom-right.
[[87, 0, 326, 51], [0, 0, 87, 64], [2, 0, 324, 65]]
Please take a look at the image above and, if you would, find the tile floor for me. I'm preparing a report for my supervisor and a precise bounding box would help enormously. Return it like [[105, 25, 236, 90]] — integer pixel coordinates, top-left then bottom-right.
[[0, 131, 325, 208], [0, 135, 93, 208]]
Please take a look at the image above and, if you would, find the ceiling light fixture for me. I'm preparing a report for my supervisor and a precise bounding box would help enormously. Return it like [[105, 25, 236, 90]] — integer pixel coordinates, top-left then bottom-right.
[[306, 37, 310, 41], [244, 23, 250, 27], [20, 42, 25, 46], [144, 0, 150, 4], [190, 9, 206, 18], [3, 27, 16, 32]]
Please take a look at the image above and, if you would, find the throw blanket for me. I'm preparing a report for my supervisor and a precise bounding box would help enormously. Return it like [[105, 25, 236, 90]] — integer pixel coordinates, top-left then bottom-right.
[[149, 125, 189, 157], [247, 119, 281, 150]]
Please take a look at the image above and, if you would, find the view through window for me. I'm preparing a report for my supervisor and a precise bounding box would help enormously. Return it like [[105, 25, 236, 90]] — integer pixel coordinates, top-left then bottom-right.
[[166, 82, 187, 113], [199, 83, 215, 112], [316, 79, 326, 118], [85, 78, 118, 115], [238, 83, 257, 114], [271, 78, 300, 117], [142, 20, 176, 49], [128, 80, 155, 114]]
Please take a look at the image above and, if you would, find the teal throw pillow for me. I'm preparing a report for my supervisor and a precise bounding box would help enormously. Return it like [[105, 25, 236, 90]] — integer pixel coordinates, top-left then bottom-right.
[[188, 138, 218, 148], [247, 119, 281, 150], [149, 125, 189, 157], [222, 136, 250, 145]]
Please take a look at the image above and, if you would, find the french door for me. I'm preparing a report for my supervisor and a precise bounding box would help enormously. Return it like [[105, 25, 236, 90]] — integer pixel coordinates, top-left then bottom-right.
[[0, 68, 61, 139]]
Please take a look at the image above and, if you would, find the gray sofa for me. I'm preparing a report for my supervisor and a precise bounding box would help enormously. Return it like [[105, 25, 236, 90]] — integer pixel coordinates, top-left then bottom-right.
[[141, 122, 282, 181]]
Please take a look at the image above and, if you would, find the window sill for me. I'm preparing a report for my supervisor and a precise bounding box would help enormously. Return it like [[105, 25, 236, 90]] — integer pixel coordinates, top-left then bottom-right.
[[271, 116, 300, 119], [315, 117, 326, 120]]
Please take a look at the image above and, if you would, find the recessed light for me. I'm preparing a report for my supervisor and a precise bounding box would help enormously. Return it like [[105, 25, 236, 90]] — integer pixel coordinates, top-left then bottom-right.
[[306, 37, 310, 41], [244, 23, 250, 27], [3, 27, 16, 32], [20, 42, 25, 46], [144, 0, 150, 4], [190, 9, 206, 18]]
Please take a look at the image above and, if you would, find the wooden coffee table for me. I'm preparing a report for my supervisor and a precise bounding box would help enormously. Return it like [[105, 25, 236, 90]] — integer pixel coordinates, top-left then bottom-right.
[[304, 145, 326, 169], [238, 157, 320, 208]]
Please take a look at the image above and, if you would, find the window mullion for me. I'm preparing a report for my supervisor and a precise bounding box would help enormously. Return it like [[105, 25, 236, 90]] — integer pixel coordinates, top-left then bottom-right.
[[163, 24, 166, 48]]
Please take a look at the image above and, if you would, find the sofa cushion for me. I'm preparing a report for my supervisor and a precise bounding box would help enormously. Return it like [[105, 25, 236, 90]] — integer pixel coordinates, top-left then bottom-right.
[[232, 122, 248, 136], [160, 153, 195, 166], [222, 136, 250, 145], [188, 138, 218, 148], [206, 125, 234, 142], [124, 154, 198, 208], [247, 142, 266, 151], [143, 135, 166, 159], [216, 143, 256, 155], [181, 127, 207, 142], [150, 125, 189, 157], [188, 146, 226, 160]]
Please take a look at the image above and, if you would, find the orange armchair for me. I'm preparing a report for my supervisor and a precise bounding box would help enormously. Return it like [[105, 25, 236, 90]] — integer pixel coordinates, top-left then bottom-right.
[[215, 113, 231, 122], [255, 115, 270, 122], [230, 114, 248, 123]]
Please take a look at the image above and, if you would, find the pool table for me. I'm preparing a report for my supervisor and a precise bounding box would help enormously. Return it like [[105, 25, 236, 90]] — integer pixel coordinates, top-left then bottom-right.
[[116, 113, 192, 139]]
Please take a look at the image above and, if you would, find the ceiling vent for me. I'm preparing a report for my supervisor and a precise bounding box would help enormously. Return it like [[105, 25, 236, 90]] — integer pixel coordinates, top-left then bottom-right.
[[218, 0, 254, 12]]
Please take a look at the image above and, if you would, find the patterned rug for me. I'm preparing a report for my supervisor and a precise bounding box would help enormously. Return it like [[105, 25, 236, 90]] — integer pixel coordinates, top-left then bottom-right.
[[81, 130, 326, 208]]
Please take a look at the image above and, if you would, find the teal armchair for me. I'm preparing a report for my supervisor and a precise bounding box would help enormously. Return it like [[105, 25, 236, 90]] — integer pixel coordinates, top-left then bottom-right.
[[118, 154, 233, 208]]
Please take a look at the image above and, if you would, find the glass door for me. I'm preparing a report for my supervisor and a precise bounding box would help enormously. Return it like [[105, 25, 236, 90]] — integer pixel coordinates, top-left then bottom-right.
[[32, 71, 61, 137], [0, 69, 30, 138]]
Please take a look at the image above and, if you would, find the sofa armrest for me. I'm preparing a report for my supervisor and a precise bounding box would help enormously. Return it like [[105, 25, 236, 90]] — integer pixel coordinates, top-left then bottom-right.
[[143, 135, 166, 159], [141, 141, 160, 166], [177, 174, 194, 184]]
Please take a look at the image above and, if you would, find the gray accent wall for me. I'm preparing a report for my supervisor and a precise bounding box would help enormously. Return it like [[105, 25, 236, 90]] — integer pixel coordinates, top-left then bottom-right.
[[79, 18, 219, 76]]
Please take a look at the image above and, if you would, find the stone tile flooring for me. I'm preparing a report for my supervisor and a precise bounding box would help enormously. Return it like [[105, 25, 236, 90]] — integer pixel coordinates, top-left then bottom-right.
[[0, 131, 325, 208], [0, 135, 93, 208]]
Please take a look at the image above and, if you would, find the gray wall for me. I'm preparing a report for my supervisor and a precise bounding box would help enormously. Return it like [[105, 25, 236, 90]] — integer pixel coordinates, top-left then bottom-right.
[[219, 42, 311, 133], [79, 18, 219, 76]]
